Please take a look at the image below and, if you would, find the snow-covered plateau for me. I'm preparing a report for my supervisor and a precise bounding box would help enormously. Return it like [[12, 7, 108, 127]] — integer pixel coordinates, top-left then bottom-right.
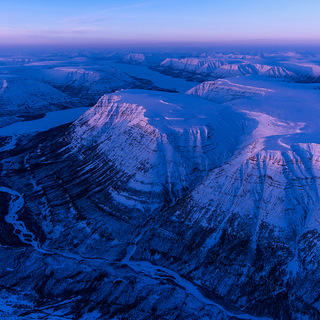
[[1, 50, 320, 319], [156, 52, 320, 84]]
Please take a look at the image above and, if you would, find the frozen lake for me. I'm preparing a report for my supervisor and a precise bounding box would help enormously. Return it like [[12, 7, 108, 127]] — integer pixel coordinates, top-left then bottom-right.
[[105, 61, 199, 93], [0, 60, 199, 140], [0, 107, 90, 137]]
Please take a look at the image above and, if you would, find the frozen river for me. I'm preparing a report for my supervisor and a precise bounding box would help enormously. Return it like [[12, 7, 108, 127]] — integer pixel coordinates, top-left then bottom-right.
[[105, 60, 199, 93]]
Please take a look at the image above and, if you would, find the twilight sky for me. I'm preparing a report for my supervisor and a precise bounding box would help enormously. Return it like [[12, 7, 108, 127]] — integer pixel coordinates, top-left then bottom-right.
[[1, 0, 320, 47]]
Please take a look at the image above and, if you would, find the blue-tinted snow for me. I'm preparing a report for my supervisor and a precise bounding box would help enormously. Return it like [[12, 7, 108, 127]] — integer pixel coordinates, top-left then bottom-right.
[[0, 107, 90, 137], [105, 60, 199, 93]]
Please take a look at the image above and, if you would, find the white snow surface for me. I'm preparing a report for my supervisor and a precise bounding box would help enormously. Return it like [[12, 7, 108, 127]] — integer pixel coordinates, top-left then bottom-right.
[[0, 107, 90, 136], [160, 57, 228, 74], [188, 77, 320, 149], [0, 74, 70, 111], [182, 76, 320, 250], [186, 79, 273, 103]]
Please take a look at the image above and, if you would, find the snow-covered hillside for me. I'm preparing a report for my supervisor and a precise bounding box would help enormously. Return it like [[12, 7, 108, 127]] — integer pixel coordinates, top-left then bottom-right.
[[0, 74, 82, 127], [2, 49, 320, 319], [0, 59, 141, 127], [123, 53, 147, 65], [68, 90, 247, 209], [159, 58, 295, 80], [186, 79, 273, 103], [0, 75, 68, 109], [210, 63, 295, 79], [157, 54, 320, 83], [160, 57, 227, 74], [13, 66, 137, 101], [281, 62, 320, 82]]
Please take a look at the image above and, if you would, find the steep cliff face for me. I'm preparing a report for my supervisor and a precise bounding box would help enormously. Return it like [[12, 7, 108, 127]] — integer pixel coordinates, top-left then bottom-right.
[[0, 89, 249, 261], [129, 109, 320, 319], [117, 79, 320, 320], [67, 90, 247, 210]]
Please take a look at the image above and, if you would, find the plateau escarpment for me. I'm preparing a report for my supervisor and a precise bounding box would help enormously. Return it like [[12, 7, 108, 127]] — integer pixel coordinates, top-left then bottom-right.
[[155, 54, 320, 84], [0, 89, 248, 261], [160, 57, 228, 74], [65, 90, 247, 211], [131, 140, 320, 319]]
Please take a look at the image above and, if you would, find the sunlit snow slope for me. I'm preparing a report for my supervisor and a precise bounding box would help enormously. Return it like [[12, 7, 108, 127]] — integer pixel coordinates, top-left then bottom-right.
[[68, 90, 247, 209]]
